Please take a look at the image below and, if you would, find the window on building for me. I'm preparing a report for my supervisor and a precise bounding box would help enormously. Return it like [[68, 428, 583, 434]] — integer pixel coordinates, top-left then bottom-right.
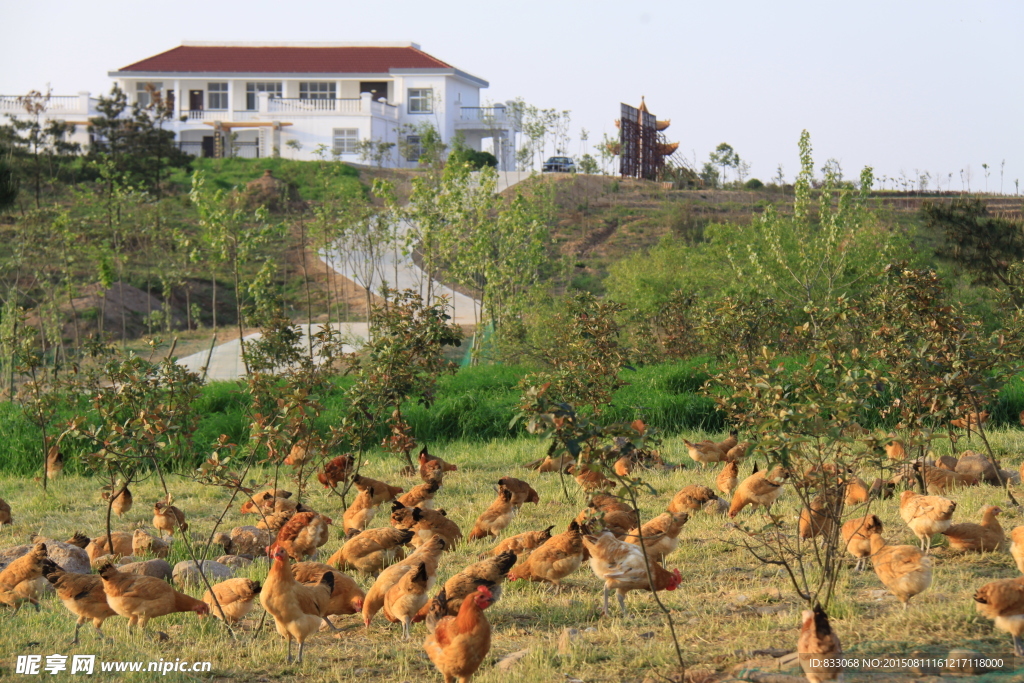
[[135, 82, 164, 107], [333, 128, 359, 155], [208, 83, 228, 110], [405, 135, 422, 162], [360, 81, 389, 100], [245, 82, 282, 110], [300, 82, 336, 100], [407, 88, 433, 114]]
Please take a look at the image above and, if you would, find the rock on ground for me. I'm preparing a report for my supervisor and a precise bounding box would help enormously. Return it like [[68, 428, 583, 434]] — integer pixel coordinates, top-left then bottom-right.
[[229, 526, 274, 557], [120, 559, 173, 581], [173, 560, 233, 585], [0, 541, 90, 575]]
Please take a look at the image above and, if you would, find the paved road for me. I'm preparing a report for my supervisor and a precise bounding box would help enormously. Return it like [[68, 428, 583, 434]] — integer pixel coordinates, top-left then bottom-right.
[[175, 170, 530, 382]]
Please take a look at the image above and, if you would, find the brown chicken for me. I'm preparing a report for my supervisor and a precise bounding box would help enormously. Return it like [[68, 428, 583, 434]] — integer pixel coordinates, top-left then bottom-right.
[[202, 578, 261, 624], [508, 521, 584, 593], [0, 497, 10, 526], [576, 495, 639, 538], [914, 462, 978, 495], [363, 536, 445, 627], [725, 442, 750, 462], [98, 562, 209, 631], [293, 562, 365, 617], [353, 474, 404, 506], [484, 526, 554, 560], [435, 551, 517, 617], [974, 576, 1024, 656], [535, 453, 574, 473], [942, 504, 1005, 552], [613, 455, 635, 477], [668, 484, 721, 514], [328, 527, 414, 575], [419, 447, 458, 483], [898, 490, 956, 553], [131, 529, 170, 558], [716, 461, 739, 495], [277, 511, 333, 561], [152, 501, 187, 537], [317, 455, 353, 489], [1010, 526, 1024, 574], [884, 440, 906, 460], [625, 511, 688, 563], [385, 561, 430, 639], [46, 446, 64, 479], [284, 439, 315, 467], [798, 492, 839, 540], [496, 477, 539, 508], [869, 533, 933, 609], [44, 563, 118, 643], [424, 585, 494, 683], [683, 438, 726, 468], [102, 486, 133, 517], [0, 543, 50, 610], [583, 530, 681, 616], [260, 544, 334, 663], [240, 489, 295, 514], [391, 501, 462, 550], [951, 410, 989, 430], [65, 532, 90, 549], [468, 487, 515, 540], [798, 605, 843, 682], [841, 514, 883, 571], [574, 465, 615, 492], [842, 474, 870, 506], [256, 510, 298, 532], [728, 465, 788, 517], [86, 532, 134, 561], [343, 487, 381, 534], [398, 480, 441, 509]]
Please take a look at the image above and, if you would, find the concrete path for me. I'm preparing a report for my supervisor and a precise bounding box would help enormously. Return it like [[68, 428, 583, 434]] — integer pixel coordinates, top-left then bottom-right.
[[175, 170, 531, 381]]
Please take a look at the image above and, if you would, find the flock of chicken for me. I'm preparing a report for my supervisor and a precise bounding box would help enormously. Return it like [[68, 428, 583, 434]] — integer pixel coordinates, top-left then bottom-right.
[[2, 426, 1024, 682]]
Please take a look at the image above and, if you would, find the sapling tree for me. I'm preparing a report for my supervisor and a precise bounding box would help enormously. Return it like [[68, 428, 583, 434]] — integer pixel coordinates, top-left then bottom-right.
[[515, 386, 685, 676], [523, 292, 630, 414], [709, 299, 889, 610], [341, 288, 462, 471]]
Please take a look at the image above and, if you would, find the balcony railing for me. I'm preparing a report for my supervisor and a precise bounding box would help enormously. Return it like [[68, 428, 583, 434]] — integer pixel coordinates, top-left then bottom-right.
[[456, 106, 518, 131], [0, 94, 96, 115], [177, 97, 398, 121]]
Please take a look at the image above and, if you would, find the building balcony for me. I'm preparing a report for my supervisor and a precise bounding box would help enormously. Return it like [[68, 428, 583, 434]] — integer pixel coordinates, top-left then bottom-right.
[[455, 105, 519, 132], [0, 92, 99, 118], [178, 94, 399, 124]]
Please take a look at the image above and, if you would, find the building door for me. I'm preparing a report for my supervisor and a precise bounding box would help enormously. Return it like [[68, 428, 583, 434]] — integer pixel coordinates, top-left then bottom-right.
[[166, 90, 175, 110], [189, 90, 204, 111], [201, 136, 215, 158]]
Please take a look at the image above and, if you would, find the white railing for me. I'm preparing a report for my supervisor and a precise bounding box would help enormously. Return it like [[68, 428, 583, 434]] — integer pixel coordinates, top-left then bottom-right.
[[180, 109, 232, 122], [370, 100, 399, 119], [268, 97, 363, 114], [457, 106, 513, 126], [0, 95, 88, 115]]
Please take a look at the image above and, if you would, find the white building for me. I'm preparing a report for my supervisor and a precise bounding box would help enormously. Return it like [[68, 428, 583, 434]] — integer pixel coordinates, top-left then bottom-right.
[[1, 42, 518, 169]]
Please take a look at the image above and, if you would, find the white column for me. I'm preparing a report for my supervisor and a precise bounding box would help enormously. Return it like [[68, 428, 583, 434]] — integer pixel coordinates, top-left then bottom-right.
[[258, 92, 270, 114], [227, 81, 235, 117], [360, 91, 372, 115], [78, 91, 91, 115], [174, 79, 181, 117]]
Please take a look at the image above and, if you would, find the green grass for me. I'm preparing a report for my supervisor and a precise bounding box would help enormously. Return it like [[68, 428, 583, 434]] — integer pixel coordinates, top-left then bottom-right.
[[165, 157, 362, 201], [4, 430, 1024, 681]]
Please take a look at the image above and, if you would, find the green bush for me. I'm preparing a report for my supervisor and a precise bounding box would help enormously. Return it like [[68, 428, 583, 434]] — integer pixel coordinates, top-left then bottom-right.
[[744, 178, 765, 190]]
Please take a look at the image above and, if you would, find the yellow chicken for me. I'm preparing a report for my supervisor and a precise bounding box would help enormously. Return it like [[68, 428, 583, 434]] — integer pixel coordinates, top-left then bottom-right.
[[869, 533, 933, 609]]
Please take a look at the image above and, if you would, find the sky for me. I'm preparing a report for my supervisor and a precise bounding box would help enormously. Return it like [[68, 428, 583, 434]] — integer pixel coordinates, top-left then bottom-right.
[[3, 0, 1023, 192]]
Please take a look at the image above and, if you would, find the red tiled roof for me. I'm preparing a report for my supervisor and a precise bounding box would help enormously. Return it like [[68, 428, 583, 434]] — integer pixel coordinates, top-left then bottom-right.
[[117, 45, 453, 74]]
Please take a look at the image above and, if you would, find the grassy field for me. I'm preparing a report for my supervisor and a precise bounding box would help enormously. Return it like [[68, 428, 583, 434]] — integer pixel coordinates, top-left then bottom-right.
[[4, 431, 1024, 682]]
